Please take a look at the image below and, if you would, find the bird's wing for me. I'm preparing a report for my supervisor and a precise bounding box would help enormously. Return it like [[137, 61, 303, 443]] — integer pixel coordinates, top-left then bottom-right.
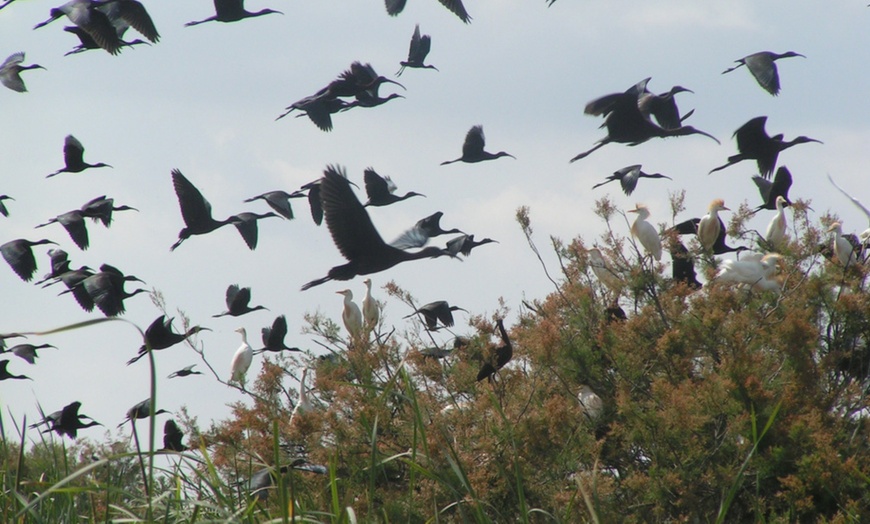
[[390, 226, 428, 250], [437, 0, 470, 22], [320, 165, 387, 261], [828, 173, 870, 225], [233, 215, 260, 250], [364, 168, 390, 201], [0, 52, 23, 69], [462, 125, 485, 156], [273, 315, 288, 343], [307, 184, 323, 225], [172, 169, 214, 228], [752, 175, 773, 203], [63, 135, 85, 167], [384, 0, 407, 16], [58, 212, 89, 250], [743, 52, 779, 95], [111, 0, 160, 42]]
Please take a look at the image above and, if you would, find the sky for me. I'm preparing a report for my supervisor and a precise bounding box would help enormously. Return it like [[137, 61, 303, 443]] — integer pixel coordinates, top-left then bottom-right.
[[1, 1, 870, 448]]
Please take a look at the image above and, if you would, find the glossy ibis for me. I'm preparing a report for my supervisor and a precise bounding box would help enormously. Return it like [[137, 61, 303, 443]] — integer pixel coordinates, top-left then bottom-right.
[[35, 210, 91, 250], [0, 195, 13, 217], [79, 263, 147, 316], [63, 24, 148, 55], [229, 327, 253, 386], [404, 301, 467, 330], [79, 195, 136, 226], [397, 24, 438, 76], [34, 1, 122, 55], [445, 234, 497, 257], [753, 166, 792, 213], [213, 284, 267, 317], [722, 51, 804, 96], [1, 238, 57, 282], [441, 125, 515, 165], [670, 241, 701, 290], [256, 315, 301, 353], [34, 248, 71, 285], [38, 401, 101, 438], [385, 0, 470, 24], [161, 419, 186, 451], [592, 164, 671, 196], [0, 359, 30, 380], [170, 168, 242, 251], [363, 168, 424, 207], [167, 364, 203, 378], [628, 204, 662, 261], [233, 211, 279, 250], [5, 343, 55, 364], [391, 211, 463, 250], [0, 52, 44, 92], [476, 318, 512, 382], [185, 0, 282, 26], [46, 135, 112, 178], [244, 190, 301, 220], [276, 94, 352, 132], [300, 166, 456, 290], [127, 315, 210, 365], [118, 398, 170, 427], [637, 84, 694, 130]]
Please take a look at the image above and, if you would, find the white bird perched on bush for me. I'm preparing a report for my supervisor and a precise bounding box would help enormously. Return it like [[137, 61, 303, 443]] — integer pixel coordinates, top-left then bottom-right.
[[628, 204, 662, 261], [361, 278, 379, 331], [585, 247, 622, 293], [337, 289, 362, 339], [230, 327, 253, 386], [765, 196, 788, 249], [578, 385, 603, 421], [290, 368, 313, 425], [698, 199, 729, 252], [715, 253, 782, 291], [828, 221, 858, 267]]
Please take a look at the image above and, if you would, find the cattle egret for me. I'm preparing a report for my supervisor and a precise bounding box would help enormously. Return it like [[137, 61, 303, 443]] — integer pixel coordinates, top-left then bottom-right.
[[698, 199, 729, 253], [337, 289, 363, 339], [230, 327, 254, 386], [628, 204, 662, 261]]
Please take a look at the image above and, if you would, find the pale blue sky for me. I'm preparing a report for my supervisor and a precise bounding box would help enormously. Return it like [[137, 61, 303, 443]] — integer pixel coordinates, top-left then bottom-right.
[[1, 1, 869, 445]]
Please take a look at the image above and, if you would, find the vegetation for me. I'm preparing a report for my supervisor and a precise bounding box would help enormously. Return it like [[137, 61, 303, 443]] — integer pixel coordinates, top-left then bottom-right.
[[2, 195, 869, 522]]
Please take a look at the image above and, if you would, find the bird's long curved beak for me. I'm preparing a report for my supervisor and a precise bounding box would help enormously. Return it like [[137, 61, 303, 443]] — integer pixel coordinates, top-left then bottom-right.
[[384, 78, 406, 90]]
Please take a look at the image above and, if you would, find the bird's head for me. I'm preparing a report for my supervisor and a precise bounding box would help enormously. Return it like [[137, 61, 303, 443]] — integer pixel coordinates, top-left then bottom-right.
[[235, 327, 247, 337], [336, 289, 353, 299]]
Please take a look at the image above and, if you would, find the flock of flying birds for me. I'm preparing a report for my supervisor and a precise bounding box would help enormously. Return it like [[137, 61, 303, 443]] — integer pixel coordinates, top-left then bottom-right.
[[2, 2, 870, 494]]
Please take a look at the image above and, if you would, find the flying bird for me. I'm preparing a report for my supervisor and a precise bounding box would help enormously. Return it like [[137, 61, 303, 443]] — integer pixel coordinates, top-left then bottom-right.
[[46, 135, 112, 178], [185, 0, 283, 26], [708, 116, 821, 179], [168, 364, 203, 379], [592, 164, 671, 196], [628, 204, 662, 261], [301, 166, 456, 290], [363, 168, 424, 207], [79, 263, 147, 316], [170, 169, 243, 251], [0, 195, 13, 217], [256, 315, 301, 354], [35, 210, 91, 250], [4, 343, 55, 364], [445, 234, 497, 257], [722, 51, 805, 96], [229, 327, 254, 386], [397, 24, 438, 76], [127, 315, 210, 365], [441, 125, 515, 165], [34, 1, 123, 55], [276, 94, 352, 131], [752, 166, 792, 214], [1, 238, 57, 282], [404, 301, 467, 331], [36, 401, 101, 439], [0, 359, 30, 381], [0, 52, 44, 92], [118, 398, 170, 428], [244, 190, 302, 220], [391, 211, 464, 250], [79, 195, 137, 226], [162, 420, 187, 452], [384, 0, 470, 24], [476, 318, 512, 382], [637, 84, 695, 130], [63, 24, 148, 55], [233, 211, 279, 250], [827, 173, 870, 246], [34, 248, 71, 285], [213, 284, 268, 317]]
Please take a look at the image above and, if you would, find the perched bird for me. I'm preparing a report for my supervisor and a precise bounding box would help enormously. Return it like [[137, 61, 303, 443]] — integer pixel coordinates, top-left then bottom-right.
[[0, 52, 44, 92], [161, 420, 186, 452], [185, 0, 283, 26], [213, 284, 268, 317], [442, 125, 515, 165], [0, 359, 30, 381], [301, 166, 456, 290], [384, 0, 470, 23], [405, 301, 467, 331], [229, 327, 254, 386], [35, 210, 91, 250], [4, 343, 55, 364], [827, 174, 870, 246], [34, 0, 124, 54], [670, 217, 749, 256], [170, 169, 242, 251], [476, 318, 512, 382], [363, 168, 424, 207], [127, 315, 210, 365], [79, 264, 147, 316], [289, 368, 312, 425], [592, 164, 671, 196], [753, 166, 792, 214], [246, 465, 287, 500], [585, 247, 623, 293], [445, 234, 497, 257], [577, 385, 604, 421], [1, 238, 57, 282], [337, 289, 363, 339], [0, 195, 13, 217], [168, 364, 203, 379], [572, 83, 719, 162], [722, 51, 805, 96], [698, 199, 730, 253], [715, 253, 782, 291], [361, 278, 379, 331], [391, 211, 464, 250], [764, 196, 789, 249], [397, 24, 438, 76], [37, 401, 101, 439], [628, 204, 662, 261], [256, 315, 301, 354], [233, 211, 280, 250], [670, 241, 701, 290], [709, 116, 821, 179], [46, 135, 112, 178], [118, 398, 170, 428], [828, 222, 858, 267], [244, 190, 302, 220]]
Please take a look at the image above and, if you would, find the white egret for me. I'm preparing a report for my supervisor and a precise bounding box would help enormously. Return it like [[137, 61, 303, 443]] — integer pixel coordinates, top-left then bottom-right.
[[715, 253, 782, 291], [289, 368, 313, 425], [361, 278, 379, 331], [765, 196, 789, 249], [827, 174, 870, 246], [628, 204, 662, 261], [578, 385, 603, 421], [827, 222, 858, 266], [586, 247, 622, 293], [230, 327, 253, 386], [698, 199, 729, 252], [337, 289, 363, 339]]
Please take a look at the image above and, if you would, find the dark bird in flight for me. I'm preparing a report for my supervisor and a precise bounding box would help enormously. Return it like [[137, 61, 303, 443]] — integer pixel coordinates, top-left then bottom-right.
[[118, 398, 170, 427], [63, 24, 148, 55], [363, 168, 424, 207], [319, 61, 405, 101], [404, 301, 467, 330], [127, 315, 210, 365], [708, 116, 821, 179], [752, 166, 792, 214], [78, 263, 147, 316], [276, 94, 352, 132], [168, 364, 203, 378], [446, 234, 497, 257], [0, 195, 13, 217], [34, 1, 123, 55], [1, 238, 57, 282], [94, 0, 159, 42], [385, 0, 470, 24], [476, 318, 512, 382], [53, 266, 97, 312], [35, 248, 71, 285], [213, 284, 268, 317], [161, 420, 187, 452], [397, 24, 438, 76], [442, 125, 515, 165], [390, 211, 464, 250], [35, 401, 101, 439], [170, 168, 243, 251], [572, 86, 719, 162], [35, 210, 91, 250], [185, 0, 283, 26], [0, 359, 30, 381], [255, 315, 302, 354], [722, 51, 805, 96], [46, 135, 112, 178], [233, 212, 280, 250], [79, 195, 137, 226], [637, 84, 695, 130], [592, 164, 672, 196], [301, 165, 457, 290], [4, 343, 55, 364], [0, 52, 44, 92], [244, 190, 303, 220]]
